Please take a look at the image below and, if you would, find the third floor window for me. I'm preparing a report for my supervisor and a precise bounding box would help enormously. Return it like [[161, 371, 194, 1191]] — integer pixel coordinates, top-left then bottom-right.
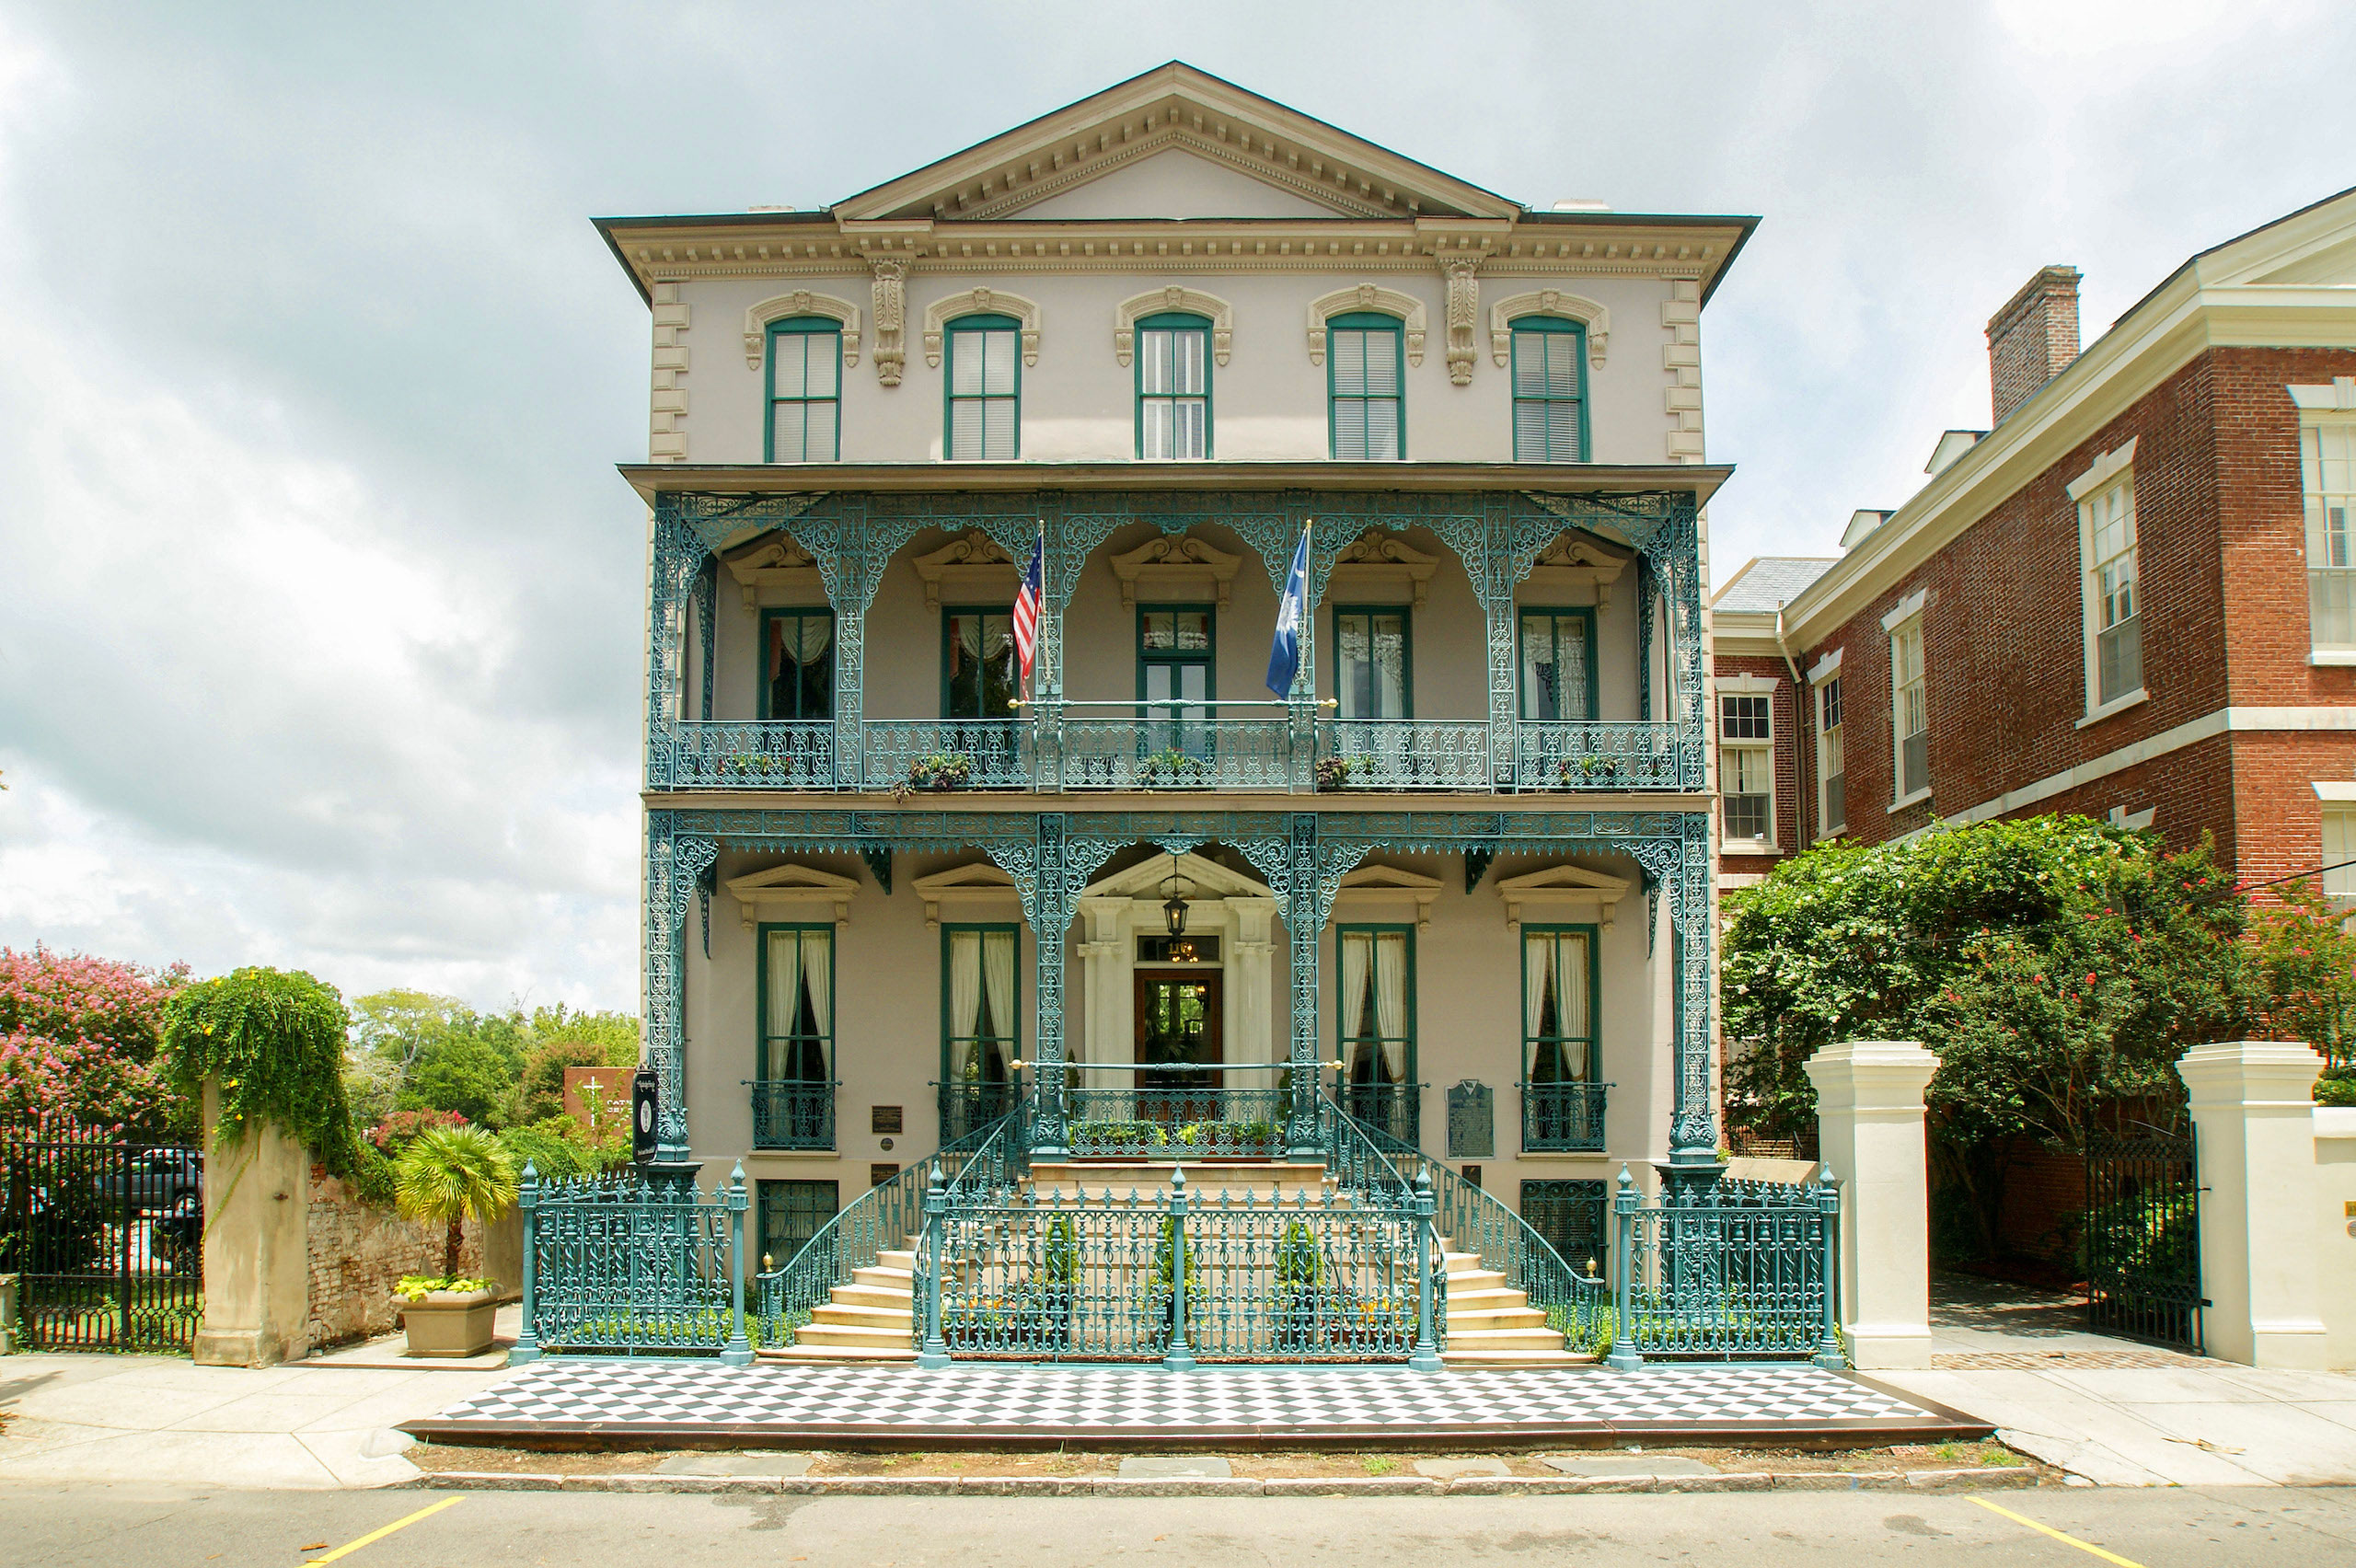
[[1511, 317, 1588, 462], [1328, 312, 1404, 460], [1518, 608, 1596, 721], [945, 314, 1021, 460], [767, 317, 841, 463], [1136, 313, 1210, 459]]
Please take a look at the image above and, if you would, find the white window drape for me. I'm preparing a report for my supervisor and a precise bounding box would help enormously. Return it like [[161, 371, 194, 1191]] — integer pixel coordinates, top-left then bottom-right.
[[980, 929, 1016, 1070], [769, 615, 834, 680], [1522, 934, 1553, 1078], [1373, 931, 1407, 1083], [766, 928, 803, 1077], [1339, 930, 1372, 1050], [947, 930, 982, 1081], [799, 930, 831, 1075]]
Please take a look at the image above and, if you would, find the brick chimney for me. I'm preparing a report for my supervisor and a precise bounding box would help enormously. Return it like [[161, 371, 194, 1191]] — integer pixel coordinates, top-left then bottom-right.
[[1985, 265, 2082, 424]]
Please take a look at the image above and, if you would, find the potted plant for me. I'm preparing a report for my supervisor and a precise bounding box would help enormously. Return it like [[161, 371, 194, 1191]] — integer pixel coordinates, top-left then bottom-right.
[[1139, 747, 1205, 787], [391, 1124, 518, 1357], [1315, 756, 1358, 792], [907, 753, 971, 791], [1556, 755, 1618, 789]]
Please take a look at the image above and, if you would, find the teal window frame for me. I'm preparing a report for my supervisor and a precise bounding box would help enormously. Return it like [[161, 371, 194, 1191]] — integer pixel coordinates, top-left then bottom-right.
[[1134, 311, 1212, 459], [1334, 923, 1416, 1088], [1516, 606, 1599, 721], [943, 312, 1022, 460], [1520, 923, 1600, 1085], [941, 605, 1019, 721], [757, 607, 835, 721], [1329, 604, 1414, 720], [756, 921, 836, 1086], [939, 922, 1021, 1086], [765, 317, 842, 463], [755, 1178, 838, 1274], [1326, 311, 1406, 460], [1137, 603, 1216, 762], [1509, 317, 1589, 463]]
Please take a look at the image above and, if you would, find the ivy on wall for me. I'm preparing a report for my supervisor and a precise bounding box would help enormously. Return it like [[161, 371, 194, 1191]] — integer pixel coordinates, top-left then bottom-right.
[[163, 966, 361, 1178]]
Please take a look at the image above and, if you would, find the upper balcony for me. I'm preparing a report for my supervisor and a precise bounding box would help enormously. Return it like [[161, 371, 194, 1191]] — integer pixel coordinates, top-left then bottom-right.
[[635, 471, 1720, 800]]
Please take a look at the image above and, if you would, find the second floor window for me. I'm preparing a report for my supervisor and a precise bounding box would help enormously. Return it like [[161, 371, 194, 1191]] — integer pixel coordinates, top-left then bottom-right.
[[2082, 475, 2142, 708], [1720, 693, 1773, 844], [942, 924, 1018, 1092], [766, 317, 841, 462], [1523, 927, 1597, 1085], [1817, 674, 1846, 834], [945, 314, 1020, 460], [1518, 608, 1595, 721], [1136, 313, 1210, 459], [1139, 607, 1214, 751], [1328, 312, 1404, 459], [758, 924, 835, 1148], [761, 609, 834, 721], [1334, 606, 1411, 719], [2325, 805, 2356, 899], [1891, 615, 1929, 801], [2305, 420, 2356, 655], [943, 608, 1018, 721], [1511, 317, 1588, 462]]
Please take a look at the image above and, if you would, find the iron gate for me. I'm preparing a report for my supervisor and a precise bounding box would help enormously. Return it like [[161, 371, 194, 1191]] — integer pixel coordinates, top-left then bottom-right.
[[0, 1124, 205, 1353], [2084, 1121, 2203, 1353]]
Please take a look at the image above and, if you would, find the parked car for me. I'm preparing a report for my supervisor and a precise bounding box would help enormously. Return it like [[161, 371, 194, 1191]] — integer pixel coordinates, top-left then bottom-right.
[[96, 1149, 202, 1216]]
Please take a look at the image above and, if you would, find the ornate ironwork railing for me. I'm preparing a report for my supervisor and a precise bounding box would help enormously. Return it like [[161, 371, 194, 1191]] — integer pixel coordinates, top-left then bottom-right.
[[751, 1113, 1010, 1346], [747, 1079, 837, 1150], [512, 1163, 751, 1364], [1608, 1167, 1843, 1366], [670, 721, 835, 789], [937, 1081, 1021, 1144], [915, 1170, 1442, 1366], [1335, 1081, 1423, 1147], [1513, 721, 1692, 791], [1063, 1087, 1290, 1159], [1519, 1081, 1611, 1152], [1351, 1117, 1606, 1353], [865, 721, 1033, 790], [1060, 717, 1294, 791], [1320, 721, 1491, 791]]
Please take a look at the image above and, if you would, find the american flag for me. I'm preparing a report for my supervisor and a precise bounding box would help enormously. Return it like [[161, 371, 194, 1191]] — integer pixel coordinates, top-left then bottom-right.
[[1011, 528, 1044, 695]]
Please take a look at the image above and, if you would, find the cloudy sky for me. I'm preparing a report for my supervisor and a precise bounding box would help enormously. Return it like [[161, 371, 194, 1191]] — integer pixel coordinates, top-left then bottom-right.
[[0, 0, 2348, 1013]]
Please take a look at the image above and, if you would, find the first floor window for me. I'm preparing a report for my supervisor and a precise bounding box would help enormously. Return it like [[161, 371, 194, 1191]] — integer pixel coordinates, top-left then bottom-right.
[[2305, 420, 2356, 653], [941, 925, 1018, 1109], [1817, 674, 1846, 833], [1519, 608, 1595, 721], [1137, 313, 1210, 458], [766, 317, 841, 462], [2082, 475, 2142, 706], [1891, 615, 1928, 800], [943, 607, 1018, 720], [1523, 928, 1596, 1084], [1337, 926, 1415, 1084], [1334, 606, 1411, 719], [1720, 693, 1773, 844], [946, 314, 1020, 459], [757, 926, 835, 1148], [1327, 312, 1404, 459], [2325, 807, 2356, 899], [1521, 1179, 1609, 1280], [756, 1180, 838, 1274], [761, 609, 834, 721]]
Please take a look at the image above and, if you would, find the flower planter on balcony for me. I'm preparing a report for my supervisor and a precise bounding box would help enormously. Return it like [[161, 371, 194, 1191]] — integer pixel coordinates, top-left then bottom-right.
[[907, 754, 971, 791]]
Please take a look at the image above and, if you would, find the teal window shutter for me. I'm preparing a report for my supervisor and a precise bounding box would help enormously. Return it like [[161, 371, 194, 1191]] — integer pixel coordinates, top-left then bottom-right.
[[945, 314, 1021, 459], [1510, 317, 1587, 462], [767, 317, 842, 462], [1327, 311, 1404, 459], [1135, 312, 1211, 459]]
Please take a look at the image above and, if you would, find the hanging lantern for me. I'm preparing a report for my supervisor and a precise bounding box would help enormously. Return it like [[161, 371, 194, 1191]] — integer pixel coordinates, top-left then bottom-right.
[[1159, 857, 1193, 938]]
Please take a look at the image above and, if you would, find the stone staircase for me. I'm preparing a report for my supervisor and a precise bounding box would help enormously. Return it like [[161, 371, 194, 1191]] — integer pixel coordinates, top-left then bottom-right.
[[1436, 1246, 1589, 1367], [758, 1243, 919, 1364]]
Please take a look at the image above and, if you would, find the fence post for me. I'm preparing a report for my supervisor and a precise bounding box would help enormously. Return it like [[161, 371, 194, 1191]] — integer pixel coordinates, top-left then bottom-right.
[[509, 1163, 540, 1365], [1804, 1040, 1938, 1370], [1605, 1165, 1642, 1370], [1811, 1167, 1846, 1369], [2178, 1042, 2327, 1368], [722, 1162, 753, 1366], [1411, 1170, 1442, 1371], [917, 1165, 950, 1368], [1163, 1166, 1195, 1372]]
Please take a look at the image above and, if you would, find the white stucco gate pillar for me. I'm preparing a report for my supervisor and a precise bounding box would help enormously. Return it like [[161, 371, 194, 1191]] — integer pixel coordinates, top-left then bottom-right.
[[1806, 1040, 1939, 1370], [2177, 1041, 2328, 1369]]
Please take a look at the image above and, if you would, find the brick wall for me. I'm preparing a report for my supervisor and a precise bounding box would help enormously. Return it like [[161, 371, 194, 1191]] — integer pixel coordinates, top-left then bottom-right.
[[303, 1168, 484, 1353]]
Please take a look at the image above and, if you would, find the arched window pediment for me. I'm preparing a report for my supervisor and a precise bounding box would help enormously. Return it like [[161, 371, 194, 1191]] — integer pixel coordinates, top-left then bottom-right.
[[743, 292, 862, 369], [1491, 291, 1609, 367]]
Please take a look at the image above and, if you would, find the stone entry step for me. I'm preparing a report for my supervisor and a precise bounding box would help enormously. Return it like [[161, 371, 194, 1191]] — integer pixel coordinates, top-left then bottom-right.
[[763, 1244, 921, 1366], [1023, 1162, 1334, 1202]]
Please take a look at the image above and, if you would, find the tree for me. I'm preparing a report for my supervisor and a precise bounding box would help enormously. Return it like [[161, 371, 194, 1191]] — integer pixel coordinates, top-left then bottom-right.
[[398, 1035, 523, 1128], [1722, 816, 2246, 1258], [0, 948, 191, 1135], [393, 1124, 518, 1285]]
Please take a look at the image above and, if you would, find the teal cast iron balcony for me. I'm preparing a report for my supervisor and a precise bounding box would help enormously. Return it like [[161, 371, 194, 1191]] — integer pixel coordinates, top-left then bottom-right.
[[1519, 1081, 1611, 1152], [747, 1079, 838, 1150]]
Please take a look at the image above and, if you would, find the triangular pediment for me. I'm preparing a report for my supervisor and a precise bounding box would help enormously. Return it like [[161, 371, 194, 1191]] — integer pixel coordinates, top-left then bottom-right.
[[1080, 849, 1272, 902], [726, 863, 860, 928], [1332, 862, 1446, 927], [909, 862, 1021, 927], [1495, 863, 1631, 929], [833, 63, 1519, 225], [2198, 184, 2356, 288]]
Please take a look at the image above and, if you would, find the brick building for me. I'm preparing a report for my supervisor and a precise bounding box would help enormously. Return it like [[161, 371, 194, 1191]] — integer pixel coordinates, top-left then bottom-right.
[[1713, 187, 2356, 893]]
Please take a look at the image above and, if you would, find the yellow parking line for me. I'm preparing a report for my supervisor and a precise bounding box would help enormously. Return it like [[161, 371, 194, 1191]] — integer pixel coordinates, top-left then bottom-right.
[[306, 1495, 465, 1563], [1968, 1495, 2147, 1568]]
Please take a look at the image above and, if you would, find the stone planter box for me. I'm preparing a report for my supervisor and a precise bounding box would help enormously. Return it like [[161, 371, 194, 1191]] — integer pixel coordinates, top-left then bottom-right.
[[398, 1288, 499, 1357]]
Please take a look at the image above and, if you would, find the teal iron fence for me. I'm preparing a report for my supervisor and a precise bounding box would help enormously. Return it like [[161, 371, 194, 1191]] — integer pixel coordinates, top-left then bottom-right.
[[1606, 1167, 1843, 1367], [511, 1163, 751, 1364]]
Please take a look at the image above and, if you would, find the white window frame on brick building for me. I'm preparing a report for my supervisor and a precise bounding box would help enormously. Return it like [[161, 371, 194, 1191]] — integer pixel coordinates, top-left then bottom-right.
[[2292, 383, 2356, 663], [2068, 440, 2144, 721], [2315, 783, 2356, 900], [1716, 674, 1777, 852], [1883, 591, 1929, 811], [1810, 648, 1845, 839]]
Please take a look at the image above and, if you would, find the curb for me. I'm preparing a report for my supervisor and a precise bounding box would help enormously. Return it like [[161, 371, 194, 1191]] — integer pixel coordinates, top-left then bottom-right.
[[409, 1467, 2041, 1497]]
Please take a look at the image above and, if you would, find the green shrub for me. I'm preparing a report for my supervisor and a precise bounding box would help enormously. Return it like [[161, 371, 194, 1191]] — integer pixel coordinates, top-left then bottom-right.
[[2318, 1070, 2356, 1108], [162, 968, 359, 1177]]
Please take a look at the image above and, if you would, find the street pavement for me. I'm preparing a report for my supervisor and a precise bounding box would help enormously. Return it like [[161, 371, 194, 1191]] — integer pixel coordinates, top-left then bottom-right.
[[4, 1482, 2356, 1566]]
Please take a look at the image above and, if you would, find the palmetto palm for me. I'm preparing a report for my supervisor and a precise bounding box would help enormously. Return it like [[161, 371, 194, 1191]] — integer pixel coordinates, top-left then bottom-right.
[[394, 1124, 519, 1283]]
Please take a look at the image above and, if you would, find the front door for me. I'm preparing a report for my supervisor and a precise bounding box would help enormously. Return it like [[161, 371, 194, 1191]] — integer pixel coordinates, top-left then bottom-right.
[[1135, 970, 1221, 1121]]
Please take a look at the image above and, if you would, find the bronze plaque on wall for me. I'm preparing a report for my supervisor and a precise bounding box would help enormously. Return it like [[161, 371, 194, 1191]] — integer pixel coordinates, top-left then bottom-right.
[[1447, 1080, 1495, 1159], [870, 1163, 899, 1188], [872, 1105, 904, 1136]]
